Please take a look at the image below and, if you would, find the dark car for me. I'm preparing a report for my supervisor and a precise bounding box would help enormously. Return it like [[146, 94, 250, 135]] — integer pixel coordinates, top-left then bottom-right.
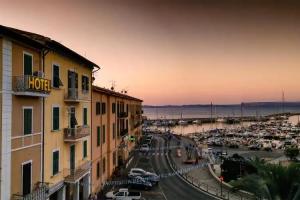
[[141, 174, 160, 185], [127, 176, 153, 190]]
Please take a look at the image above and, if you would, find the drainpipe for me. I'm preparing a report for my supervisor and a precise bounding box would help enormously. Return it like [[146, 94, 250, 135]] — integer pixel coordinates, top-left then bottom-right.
[[42, 49, 49, 185]]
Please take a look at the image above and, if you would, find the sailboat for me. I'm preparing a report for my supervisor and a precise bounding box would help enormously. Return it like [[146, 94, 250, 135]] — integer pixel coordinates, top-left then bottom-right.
[[178, 112, 188, 125]]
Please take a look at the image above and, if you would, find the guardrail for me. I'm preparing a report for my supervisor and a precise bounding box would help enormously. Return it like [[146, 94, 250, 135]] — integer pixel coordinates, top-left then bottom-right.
[[165, 137, 255, 200]]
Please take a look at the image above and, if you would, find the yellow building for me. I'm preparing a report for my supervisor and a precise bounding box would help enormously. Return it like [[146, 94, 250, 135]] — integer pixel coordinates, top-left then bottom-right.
[[0, 25, 50, 199], [91, 86, 142, 193], [0, 25, 99, 200]]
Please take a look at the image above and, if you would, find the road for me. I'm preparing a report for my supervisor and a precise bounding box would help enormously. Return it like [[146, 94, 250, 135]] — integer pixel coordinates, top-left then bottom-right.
[[139, 135, 217, 200]]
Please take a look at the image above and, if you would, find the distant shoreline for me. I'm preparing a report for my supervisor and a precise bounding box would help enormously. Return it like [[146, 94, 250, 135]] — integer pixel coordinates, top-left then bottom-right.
[[143, 101, 300, 108]]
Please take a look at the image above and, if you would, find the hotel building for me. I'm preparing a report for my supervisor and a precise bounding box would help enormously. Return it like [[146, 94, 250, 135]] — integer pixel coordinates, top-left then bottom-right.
[[91, 86, 143, 193], [0, 25, 50, 200], [0, 25, 99, 200]]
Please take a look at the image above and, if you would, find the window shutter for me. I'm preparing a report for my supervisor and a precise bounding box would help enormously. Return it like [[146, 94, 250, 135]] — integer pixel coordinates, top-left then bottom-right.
[[24, 54, 32, 75], [53, 65, 60, 88], [53, 107, 59, 130], [53, 151, 59, 175], [102, 125, 105, 144], [83, 140, 87, 158], [86, 77, 89, 91], [83, 108, 87, 125], [75, 73, 78, 88], [24, 109, 32, 135], [81, 75, 85, 91], [97, 126, 101, 146]]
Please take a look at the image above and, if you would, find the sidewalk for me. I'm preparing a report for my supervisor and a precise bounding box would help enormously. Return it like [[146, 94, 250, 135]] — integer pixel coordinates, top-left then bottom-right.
[[167, 135, 251, 200]]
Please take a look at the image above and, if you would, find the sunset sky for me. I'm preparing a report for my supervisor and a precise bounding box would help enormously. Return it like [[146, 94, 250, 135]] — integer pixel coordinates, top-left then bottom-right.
[[1, 0, 300, 105]]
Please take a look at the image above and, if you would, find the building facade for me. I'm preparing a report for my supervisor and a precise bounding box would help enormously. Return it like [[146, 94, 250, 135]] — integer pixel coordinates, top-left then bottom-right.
[[44, 50, 95, 200], [0, 25, 99, 200], [0, 26, 50, 200], [91, 86, 143, 193]]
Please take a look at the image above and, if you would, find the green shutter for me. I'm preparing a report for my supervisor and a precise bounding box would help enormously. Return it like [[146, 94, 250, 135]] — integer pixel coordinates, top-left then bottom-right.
[[97, 126, 101, 146], [102, 125, 105, 144], [83, 140, 87, 158], [53, 65, 60, 88], [53, 107, 59, 130], [113, 123, 115, 139], [83, 108, 87, 125], [24, 54, 32, 75], [24, 109, 32, 135], [53, 151, 59, 175], [97, 162, 100, 178]]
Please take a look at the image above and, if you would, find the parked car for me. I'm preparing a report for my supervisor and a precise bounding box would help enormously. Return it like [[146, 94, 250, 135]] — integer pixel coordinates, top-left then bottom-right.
[[140, 173, 160, 185], [127, 176, 153, 190], [140, 144, 150, 152], [105, 188, 141, 199], [128, 168, 158, 178]]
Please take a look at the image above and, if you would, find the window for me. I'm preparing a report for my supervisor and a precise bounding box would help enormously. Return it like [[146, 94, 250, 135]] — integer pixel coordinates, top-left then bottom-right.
[[23, 108, 32, 135], [97, 126, 101, 146], [112, 123, 116, 139], [81, 75, 89, 92], [113, 151, 116, 166], [22, 161, 32, 195], [96, 102, 101, 115], [52, 106, 59, 131], [103, 158, 106, 173], [97, 162, 100, 179], [83, 107, 88, 126], [23, 53, 32, 75], [83, 140, 87, 158], [126, 104, 129, 113], [102, 125, 106, 144], [112, 103, 116, 113], [52, 64, 62, 88], [101, 102, 106, 114], [53, 150, 59, 175]]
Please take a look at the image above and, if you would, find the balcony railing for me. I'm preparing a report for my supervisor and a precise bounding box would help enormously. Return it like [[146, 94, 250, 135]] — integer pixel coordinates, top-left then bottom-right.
[[120, 128, 128, 137], [13, 182, 48, 200], [64, 88, 90, 102], [64, 160, 91, 183], [13, 75, 51, 97], [118, 112, 128, 118], [64, 126, 90, 142]]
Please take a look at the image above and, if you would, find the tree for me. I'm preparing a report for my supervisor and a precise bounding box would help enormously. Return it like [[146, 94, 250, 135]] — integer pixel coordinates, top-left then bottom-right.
[[284, 147, 299, 161], [231, 159, 300, 200]]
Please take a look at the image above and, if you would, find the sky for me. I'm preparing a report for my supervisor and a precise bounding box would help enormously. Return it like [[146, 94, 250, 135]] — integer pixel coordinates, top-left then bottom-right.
[[1, 0, 300, 105]]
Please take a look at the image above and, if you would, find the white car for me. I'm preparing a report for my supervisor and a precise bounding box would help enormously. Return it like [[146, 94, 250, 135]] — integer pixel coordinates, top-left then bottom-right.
[[105, 188, 141, 200], [140, 144, 150, 152], [128, 168, 157, 178]]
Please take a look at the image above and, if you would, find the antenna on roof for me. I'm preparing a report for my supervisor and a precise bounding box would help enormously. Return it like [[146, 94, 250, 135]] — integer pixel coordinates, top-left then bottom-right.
[[110, 80, 116, 91]]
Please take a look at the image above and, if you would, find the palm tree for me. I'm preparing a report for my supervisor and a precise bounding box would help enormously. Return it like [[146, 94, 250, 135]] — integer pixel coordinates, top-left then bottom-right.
[[231, 159, 300, 200]]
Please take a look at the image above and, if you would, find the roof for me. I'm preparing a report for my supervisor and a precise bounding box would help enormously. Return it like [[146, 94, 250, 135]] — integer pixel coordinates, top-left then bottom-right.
[[93, 85, 143, 102], [0, 25, 100, 70]]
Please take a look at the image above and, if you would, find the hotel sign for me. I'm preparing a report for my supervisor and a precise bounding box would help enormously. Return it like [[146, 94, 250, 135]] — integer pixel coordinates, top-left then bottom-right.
[[28, 76, 51, 93]]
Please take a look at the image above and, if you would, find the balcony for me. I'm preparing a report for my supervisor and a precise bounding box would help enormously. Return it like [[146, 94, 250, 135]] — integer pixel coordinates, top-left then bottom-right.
[[120, 128, 128, 137], [64, 160, 91, 183], [64, 88, 90, 102], [118, 112, 128, 118], [13, 75, 51, 97], [13, 182, 48, 200], [64, 126, 90, 142]]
